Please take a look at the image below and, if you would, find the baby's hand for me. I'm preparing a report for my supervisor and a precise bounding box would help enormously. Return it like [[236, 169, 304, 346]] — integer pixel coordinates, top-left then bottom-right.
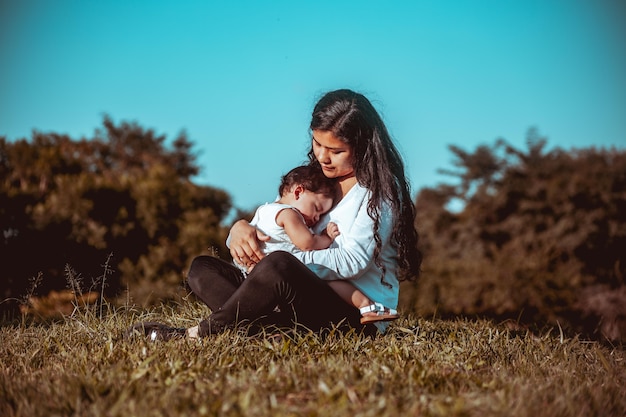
[[326, 222, 340, 240]]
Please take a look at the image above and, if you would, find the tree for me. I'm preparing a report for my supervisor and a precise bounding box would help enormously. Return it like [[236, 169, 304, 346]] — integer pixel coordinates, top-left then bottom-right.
[[404, 130, 626, 342], [1, 117, 232, 315]]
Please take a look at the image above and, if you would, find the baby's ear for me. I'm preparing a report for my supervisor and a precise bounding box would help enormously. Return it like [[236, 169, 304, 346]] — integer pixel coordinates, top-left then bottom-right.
[[293, 184, 305, 199]]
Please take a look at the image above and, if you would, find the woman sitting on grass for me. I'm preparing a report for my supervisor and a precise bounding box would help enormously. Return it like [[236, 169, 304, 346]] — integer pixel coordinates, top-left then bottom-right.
[[128, 88, 421, 340]]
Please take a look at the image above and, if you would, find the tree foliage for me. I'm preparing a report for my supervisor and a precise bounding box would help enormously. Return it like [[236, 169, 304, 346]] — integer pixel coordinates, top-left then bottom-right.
[[403, 129, 626, 342], [1, 117, 232, 313]]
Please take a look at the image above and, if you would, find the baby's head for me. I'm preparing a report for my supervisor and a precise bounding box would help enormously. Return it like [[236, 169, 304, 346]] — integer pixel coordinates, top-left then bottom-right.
[[278, 165, 338, 227]]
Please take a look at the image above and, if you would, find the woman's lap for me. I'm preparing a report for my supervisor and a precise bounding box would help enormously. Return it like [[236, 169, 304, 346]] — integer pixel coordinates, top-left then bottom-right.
[[187, 251, 376, 337]]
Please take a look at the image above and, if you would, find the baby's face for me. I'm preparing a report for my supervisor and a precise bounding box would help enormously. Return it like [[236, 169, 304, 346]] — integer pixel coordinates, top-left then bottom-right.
[[292, 190, 333, 227]]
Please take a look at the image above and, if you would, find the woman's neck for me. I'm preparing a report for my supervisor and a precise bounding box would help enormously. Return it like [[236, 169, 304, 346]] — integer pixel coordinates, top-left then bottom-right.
[[338, 175, 357, 198]]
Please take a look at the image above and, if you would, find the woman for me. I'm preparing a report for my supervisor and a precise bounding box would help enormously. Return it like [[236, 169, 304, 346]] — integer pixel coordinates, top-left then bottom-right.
[[129, 89, 421, 340]]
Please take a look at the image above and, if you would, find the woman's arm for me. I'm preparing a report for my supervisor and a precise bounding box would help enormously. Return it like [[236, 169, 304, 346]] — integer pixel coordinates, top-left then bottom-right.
[[227, 219, 270, 266]]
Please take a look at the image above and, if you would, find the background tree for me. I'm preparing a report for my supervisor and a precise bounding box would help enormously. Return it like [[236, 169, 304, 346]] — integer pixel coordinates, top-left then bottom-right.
[[402, 129, 626, 342], [1, 117, 232, 315]]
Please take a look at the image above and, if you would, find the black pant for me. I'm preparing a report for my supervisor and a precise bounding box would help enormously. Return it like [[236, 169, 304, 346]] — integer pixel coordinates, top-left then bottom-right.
[[187, 251, 377, 337]]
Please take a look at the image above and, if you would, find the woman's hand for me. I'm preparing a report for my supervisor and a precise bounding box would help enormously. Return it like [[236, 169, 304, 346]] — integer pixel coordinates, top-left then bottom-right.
[[229, 219, 269, 267]]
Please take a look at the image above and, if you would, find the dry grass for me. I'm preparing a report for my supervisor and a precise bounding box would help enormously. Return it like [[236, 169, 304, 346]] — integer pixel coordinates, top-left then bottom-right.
[[1, 300, 624, 417]]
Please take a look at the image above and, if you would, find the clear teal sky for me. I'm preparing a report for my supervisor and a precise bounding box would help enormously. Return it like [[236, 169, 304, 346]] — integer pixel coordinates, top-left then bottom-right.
[[1, 0, 625, 213]]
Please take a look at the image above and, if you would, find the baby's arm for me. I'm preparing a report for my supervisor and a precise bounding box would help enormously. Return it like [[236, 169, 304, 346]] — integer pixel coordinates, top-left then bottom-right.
[[277, 209, 337, 251]]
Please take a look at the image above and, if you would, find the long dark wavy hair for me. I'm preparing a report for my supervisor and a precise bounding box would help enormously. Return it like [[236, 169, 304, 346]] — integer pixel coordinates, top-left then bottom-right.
[[308, 89, 422, 282]]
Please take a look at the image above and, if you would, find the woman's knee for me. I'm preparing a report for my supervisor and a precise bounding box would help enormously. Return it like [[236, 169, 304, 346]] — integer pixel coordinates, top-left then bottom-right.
[[187, 255, 216, 291], [252, 251, 301, 278]]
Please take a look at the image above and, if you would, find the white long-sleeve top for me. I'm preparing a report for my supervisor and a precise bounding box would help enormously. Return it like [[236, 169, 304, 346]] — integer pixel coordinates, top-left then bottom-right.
[[292, 183, 398, 333]]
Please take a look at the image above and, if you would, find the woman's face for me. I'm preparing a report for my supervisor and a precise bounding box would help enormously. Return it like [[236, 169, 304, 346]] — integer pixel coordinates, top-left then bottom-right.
[[312, 130, 355, 179]]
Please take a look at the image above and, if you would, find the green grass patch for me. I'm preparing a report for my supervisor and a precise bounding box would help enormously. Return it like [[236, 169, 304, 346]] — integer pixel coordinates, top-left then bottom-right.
[[1, 301, 624, 417]]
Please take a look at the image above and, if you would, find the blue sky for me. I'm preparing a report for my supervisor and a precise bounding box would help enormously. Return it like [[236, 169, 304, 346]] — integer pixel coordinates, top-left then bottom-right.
[[1, 0, 625, 214]]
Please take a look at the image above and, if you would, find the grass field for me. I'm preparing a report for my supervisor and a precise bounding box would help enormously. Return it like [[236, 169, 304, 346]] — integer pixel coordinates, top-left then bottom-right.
[[1, 301, 624, 417]]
